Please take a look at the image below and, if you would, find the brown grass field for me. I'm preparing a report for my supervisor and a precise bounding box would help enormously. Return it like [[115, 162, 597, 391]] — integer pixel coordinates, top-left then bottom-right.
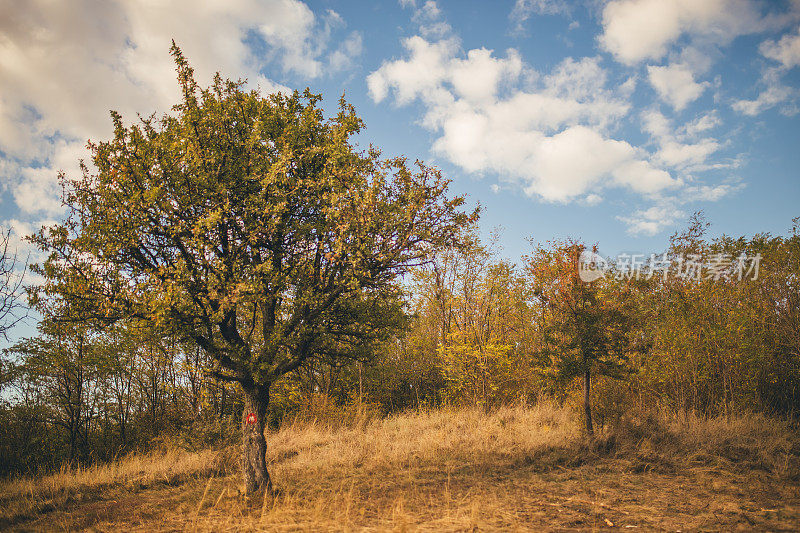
[[1, 402, 799, 531]]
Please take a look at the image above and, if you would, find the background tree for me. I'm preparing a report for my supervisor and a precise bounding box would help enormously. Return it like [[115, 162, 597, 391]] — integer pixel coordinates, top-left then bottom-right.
[[398, 231, 539, 409], [30, 45, 474, 493], [3, 214, 799, 479], [0, 229, 27, 341], [11, 320, 98, 462], [635, 213, 800, 417], [525, 240, 635, 434]]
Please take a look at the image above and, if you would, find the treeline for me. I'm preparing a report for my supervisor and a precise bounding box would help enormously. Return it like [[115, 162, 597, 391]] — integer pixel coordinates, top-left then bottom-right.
[[0, 322, 239, 475], [364, 215, 800, 420], [1, 214, 799, 476]]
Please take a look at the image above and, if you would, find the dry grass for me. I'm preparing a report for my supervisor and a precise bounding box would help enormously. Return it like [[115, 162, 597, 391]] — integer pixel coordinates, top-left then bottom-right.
[[0, 446, 228, 528], [2, 402, 799, 531]]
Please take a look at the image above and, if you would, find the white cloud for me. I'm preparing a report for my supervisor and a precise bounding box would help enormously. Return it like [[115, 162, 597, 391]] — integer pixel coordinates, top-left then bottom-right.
[[656, 139, 721, 169], [641, 109, 722, 170], [12, 140, 85, 215], [451, 48, 523, 103], [584, 194, 603, 206], [624, 108, 740, 235], [403, 0, 452, 39], [367, 36, 459, 105], [1, 216, 59, 276], [647, 63, 709, 111], [329, 32, 364, 72], [0, 0, 355, 219], [676, 46, 714, 75], [733, 28, 800, 117], [370, 5, 764, 236], [641, 108, 671, 139], [509, 0, 569, 35], [619, 76, 638, 97], [601, 1, 800, 124], [599, 0, 780, 65], [519, 126, 676, 201], [732, 67, 796, 115], [680, 111, 721, 136], [617, 204, 685, 236], [255, 1, 323, 78], [760, 28, 800, 69], [416, 0, 441, 19], [683, 182, 744, 202], [368, 37, 678, 203], [545, 57, 608, 101], [733, 84, 794, 115]]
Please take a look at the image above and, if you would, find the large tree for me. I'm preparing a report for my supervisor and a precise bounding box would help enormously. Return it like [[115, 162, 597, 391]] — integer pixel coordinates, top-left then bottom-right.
[[31, 45, 475, 493]]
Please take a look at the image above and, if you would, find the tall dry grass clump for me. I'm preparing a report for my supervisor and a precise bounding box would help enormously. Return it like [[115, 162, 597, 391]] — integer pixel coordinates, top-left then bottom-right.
[[603, 407, 800, 476], [268, 400, 579, 474]]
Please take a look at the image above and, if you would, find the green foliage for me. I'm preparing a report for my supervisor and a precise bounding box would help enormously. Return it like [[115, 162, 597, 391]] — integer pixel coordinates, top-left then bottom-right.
[[29, 44, 474, 395], [524, 240, 636, 384], [632, 214, 800, 416], [2, 45, 798, 478], [4, 214, 800, 477]]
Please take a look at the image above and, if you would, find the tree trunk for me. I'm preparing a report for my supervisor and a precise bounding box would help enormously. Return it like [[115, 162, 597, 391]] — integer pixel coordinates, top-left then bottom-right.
[[69, 421, 77, 461], [358, 361, 363, 403], [583, 369, 594, 435], [242, 384, 271, 494], [219, 384, 226, 420]]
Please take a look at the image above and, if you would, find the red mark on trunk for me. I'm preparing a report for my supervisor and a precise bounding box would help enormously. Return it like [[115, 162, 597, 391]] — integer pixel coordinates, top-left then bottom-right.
[[246, 413, 257, 425]]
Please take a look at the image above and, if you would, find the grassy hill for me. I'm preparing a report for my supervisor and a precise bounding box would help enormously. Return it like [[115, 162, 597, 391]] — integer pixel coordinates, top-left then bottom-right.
[[2, 402, 799, 531]]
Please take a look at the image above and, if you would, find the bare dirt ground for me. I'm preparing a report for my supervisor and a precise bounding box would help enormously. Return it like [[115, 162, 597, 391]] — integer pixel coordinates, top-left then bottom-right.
[[3, 405, 799, 531]]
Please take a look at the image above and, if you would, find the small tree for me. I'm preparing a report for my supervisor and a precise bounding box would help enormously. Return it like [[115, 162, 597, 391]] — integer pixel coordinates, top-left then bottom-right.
[[525, 240, 633, 434], [0, 229, 27, 341], [30, 45, 474, 493], [10, 320, 98, 462]]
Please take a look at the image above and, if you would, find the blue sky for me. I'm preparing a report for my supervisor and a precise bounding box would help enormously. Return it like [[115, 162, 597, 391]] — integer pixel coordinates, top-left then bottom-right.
[[1, 0, 799, 342]]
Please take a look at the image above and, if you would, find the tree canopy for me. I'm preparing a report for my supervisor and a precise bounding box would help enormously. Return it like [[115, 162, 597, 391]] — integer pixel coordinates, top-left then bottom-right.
[[30, 44, 476, 492], [525, 240, 637, 433]]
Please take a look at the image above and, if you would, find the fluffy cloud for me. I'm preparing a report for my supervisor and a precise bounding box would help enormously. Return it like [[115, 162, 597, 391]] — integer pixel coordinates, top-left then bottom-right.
[[656, 139, 721, 169], [601, 1, 800, 119], [367, 37, 461, 105], [521, 126, 676, 201], [647, 63, 709, 111], [600, 0, 777, 65], [627, 109, 741, 236], [368, 37, 678, 203], [0, 217, 56, 271], [0, 0, 358, 220], [641, 109, 723, 170], [760, 28, 800, 69]]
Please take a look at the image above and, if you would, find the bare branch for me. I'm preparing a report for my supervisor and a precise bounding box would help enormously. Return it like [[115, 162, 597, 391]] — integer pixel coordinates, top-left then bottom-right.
[[0, 229, 28, 340]]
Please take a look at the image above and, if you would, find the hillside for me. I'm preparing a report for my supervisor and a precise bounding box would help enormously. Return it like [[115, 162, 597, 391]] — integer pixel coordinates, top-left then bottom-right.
[[1, 403, 799, 531]]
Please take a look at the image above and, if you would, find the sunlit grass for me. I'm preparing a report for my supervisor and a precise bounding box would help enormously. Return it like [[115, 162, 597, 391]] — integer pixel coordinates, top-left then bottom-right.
[[2, 402, 798, 531]]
